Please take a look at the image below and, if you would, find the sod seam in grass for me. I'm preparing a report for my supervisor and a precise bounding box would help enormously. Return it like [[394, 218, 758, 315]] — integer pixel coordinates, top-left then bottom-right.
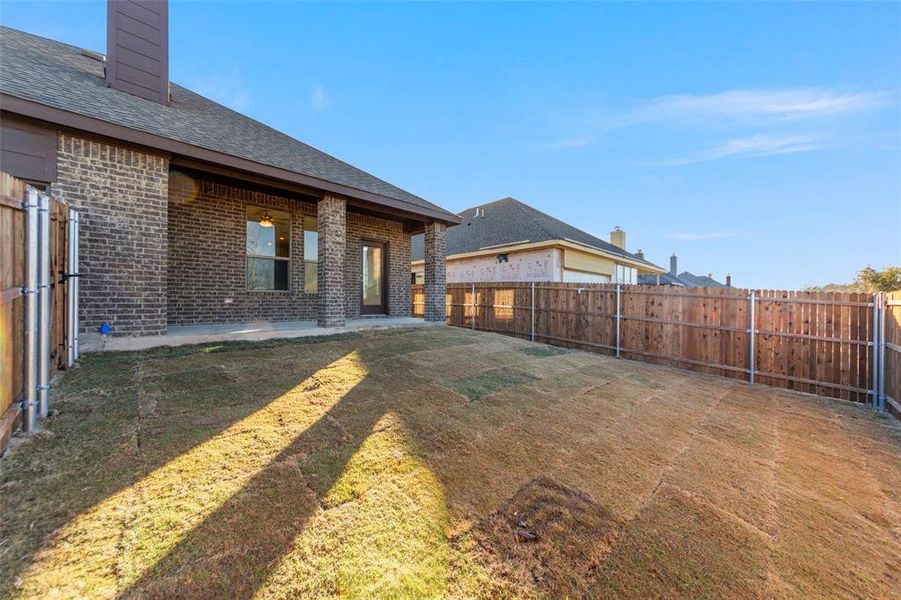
[[445, 368, 540, 402]]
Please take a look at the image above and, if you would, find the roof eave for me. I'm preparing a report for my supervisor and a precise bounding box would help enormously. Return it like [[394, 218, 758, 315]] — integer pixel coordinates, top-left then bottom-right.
[[1, 92, 462, 225]]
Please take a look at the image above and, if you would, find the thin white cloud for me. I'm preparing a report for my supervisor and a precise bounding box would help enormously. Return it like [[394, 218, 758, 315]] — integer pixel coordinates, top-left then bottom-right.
[[312, 85, 328, 111], [187, 73, 250, 111], [617, 88, 888, 127], [547, 137, 591, 149], [543, 136, 592, 150], [653, 133, 822, 166]]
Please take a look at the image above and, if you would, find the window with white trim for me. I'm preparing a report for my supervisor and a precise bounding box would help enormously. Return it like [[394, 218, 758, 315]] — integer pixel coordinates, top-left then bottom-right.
[[614, 264, 637, 285]]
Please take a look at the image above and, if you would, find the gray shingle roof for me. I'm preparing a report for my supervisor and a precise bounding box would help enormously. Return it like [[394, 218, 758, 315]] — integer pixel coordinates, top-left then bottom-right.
[[0, 26, 456, 221], [412, 197, 661, 270], [637, 271, 728, 287]]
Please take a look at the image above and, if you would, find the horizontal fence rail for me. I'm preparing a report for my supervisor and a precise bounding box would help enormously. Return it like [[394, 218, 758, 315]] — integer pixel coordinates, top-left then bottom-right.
[[412, 282, 897, 407]]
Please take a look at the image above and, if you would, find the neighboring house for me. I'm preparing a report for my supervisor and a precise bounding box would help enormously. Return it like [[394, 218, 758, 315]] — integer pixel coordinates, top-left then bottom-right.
[[411, 197, 664, 284], [0, 2, 458, 336], [637, 254, 732, 287]]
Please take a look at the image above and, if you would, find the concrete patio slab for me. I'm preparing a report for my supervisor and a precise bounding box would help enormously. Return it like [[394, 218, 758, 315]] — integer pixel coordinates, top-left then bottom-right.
[[80, 317, 442, 352]]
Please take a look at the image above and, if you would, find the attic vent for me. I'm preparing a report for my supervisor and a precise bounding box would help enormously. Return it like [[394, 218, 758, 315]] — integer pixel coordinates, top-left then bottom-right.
[[473, 207, 485, 218]]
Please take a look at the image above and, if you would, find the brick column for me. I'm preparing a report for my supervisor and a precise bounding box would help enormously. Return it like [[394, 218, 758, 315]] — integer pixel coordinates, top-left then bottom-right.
[[423, 221, 447, 322], [55, 134, 168, 337], [317, 194, 346, 327]]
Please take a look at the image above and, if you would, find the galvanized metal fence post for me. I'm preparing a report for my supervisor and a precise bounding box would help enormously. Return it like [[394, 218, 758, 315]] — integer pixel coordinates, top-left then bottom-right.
[[23, 188, 40, 433], [66, 208, 76, 367], [879, 292, 887, 413], [749, 290, 756, 385], [38, 192, 51, 418], [872, 292, 880, 411], [874, 292, 886, 413], [471, 282, 476, 331], [73, 210, 80, 361], [530, 281, 536, 342], [615, 284, 622, 357]]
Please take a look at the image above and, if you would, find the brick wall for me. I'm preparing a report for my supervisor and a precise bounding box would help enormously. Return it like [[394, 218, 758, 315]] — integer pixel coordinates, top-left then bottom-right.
[[345, 212, 412, 319], [317, 194, 346, 327], [168, 170, 318, 326], [54, 134, 169, 336], [423, 222, 447, 322], [168, 171, 413, 327]]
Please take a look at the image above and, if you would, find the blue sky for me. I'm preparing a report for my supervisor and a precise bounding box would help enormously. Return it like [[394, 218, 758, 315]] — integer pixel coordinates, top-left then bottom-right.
[[2, 1, 899, 288]]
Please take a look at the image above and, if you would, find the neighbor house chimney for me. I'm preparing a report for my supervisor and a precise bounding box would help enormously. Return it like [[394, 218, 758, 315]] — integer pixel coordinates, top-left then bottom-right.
[[610, 227, 626, 250], [670, 254, 677, 275], [107, 0, 169, 104], [635, 249, 645, 260], [726, 274, 732, 287]]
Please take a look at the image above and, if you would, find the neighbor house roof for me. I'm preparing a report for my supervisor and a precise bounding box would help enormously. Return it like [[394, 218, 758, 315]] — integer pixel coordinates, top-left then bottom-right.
[[412, 197, 662, 271], [637, 271, 728, 287], [0, 26, 459, 224]]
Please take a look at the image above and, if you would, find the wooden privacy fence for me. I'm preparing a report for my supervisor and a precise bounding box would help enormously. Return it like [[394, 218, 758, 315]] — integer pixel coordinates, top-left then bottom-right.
[[1, 172, 80, 453], [413, 282, 899, 411], [883, 291, 901, 417]]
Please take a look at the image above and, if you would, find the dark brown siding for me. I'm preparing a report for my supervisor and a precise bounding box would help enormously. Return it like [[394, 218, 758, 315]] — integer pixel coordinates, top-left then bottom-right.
[[107, 0, 169, 104], [0, 116, 57, 183]]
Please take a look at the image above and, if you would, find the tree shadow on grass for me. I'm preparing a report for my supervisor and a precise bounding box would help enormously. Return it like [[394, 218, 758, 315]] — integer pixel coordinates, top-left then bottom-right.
[[117, 329, 621, 599], [8, 326, 625, 598], [118, 337, 466, 598], [0, 334, 363, 597]]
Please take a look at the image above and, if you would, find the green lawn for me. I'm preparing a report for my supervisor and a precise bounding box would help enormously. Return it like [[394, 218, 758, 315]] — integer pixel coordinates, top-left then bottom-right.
[[1, 327, 899, 598]]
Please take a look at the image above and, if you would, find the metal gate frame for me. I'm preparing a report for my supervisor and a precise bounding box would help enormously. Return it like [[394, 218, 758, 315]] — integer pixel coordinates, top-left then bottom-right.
[[21, 187, 80, 434]]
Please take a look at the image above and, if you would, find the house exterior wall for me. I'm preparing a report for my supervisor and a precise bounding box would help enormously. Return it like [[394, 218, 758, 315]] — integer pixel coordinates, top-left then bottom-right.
[[345, 212, 412, 319], [563, 248, 615, 277], [168, 170, 319, 326], [168, 170, 412, 326], [421, 247, 563, 283], [54, 133, 169, 336], [51, 135, 416, 335], [413, 244, 657, 285]]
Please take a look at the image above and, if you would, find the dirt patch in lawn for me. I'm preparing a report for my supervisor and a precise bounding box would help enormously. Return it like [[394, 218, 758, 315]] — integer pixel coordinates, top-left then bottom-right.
[[468, 477, 620, 598]]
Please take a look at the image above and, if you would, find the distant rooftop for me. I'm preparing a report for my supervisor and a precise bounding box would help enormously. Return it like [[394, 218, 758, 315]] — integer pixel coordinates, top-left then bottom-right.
[[412, 197, 661, 270], [638, 271, 730, 288]]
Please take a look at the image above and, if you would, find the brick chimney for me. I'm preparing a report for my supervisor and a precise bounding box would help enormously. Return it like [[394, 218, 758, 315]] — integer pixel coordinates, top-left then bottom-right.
[[610, 227, 626, 250], [670, 254, 677, 276], [107, 0, 169, 104]]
